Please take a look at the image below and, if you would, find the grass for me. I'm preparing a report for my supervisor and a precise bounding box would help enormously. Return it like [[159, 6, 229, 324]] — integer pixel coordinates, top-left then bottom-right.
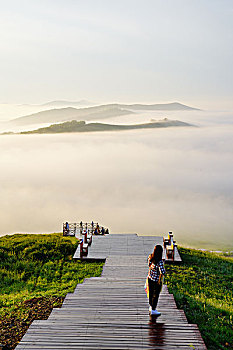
[[165, 247, 233, 350], [0, 233, 104, 349]]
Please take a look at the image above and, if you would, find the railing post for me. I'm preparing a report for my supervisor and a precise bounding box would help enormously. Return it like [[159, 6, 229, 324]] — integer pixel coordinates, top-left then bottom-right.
[[83, 230, 87, 244], [80, 239, 83, 257], [63, 221, 109, 238]]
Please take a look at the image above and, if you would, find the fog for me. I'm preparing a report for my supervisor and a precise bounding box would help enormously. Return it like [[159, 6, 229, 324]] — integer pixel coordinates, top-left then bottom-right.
[[0, 109, 232, 251]]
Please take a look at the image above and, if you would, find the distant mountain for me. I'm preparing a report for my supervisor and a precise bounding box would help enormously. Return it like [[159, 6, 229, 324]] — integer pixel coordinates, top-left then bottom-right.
[[10, 105, 134, 126], [19, 119, 194, 134], [9, 102, 199, 127], [118, 102, 200, 111], [39, 101, 197, 110], [40, 100, 94, 107]]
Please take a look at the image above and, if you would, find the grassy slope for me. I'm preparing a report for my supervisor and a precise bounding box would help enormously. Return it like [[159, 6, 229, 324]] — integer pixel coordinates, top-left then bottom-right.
[[165, 247, 233, 350], [0, 233, 104, 349]]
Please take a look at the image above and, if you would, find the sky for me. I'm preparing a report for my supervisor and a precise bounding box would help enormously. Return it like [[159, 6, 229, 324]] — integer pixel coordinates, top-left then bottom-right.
[[0, 0, 232, 108]]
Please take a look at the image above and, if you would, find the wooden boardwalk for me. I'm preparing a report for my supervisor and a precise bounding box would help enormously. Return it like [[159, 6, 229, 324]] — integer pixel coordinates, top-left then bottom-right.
[[73, 234, 182, 263], [16, 235, 206, 349]]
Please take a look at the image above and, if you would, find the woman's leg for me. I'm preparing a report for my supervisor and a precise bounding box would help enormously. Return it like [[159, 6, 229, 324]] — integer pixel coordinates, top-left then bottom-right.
[[152, 283, 162, 309], [148, 278, 156, 307]]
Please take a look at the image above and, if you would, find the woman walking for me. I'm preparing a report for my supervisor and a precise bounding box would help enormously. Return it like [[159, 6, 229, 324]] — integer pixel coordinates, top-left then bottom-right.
[[147, 244, 166, 316]]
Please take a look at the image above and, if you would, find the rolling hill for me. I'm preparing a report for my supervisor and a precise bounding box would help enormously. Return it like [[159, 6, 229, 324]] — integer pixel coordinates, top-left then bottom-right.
[[9, 105, 134, 126], [19, 119, 194, 134]]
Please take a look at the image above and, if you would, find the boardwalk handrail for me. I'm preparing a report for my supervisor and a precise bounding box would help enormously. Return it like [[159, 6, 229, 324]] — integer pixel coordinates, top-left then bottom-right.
[[163, 231, 177, 261], [63, 222, 109, 237]]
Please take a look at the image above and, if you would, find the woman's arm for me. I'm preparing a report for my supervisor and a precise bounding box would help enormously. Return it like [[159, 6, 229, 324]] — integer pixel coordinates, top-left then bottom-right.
[[158, 260, 166, 275]]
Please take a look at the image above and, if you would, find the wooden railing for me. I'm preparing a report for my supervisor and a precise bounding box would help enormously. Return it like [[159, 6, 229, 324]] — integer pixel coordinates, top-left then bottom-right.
[[63, 222, 109, 237], [63, 222, 109, 258], [163, 231, 177, 260]]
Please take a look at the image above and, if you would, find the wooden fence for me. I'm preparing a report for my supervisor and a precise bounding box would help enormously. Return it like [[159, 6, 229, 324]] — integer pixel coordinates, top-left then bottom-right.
[[63, 222, 108, 236]]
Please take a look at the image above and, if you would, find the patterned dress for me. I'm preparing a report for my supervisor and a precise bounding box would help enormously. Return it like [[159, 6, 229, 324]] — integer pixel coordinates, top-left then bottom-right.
[[147, 257, 166, 309], [148, 258, 166, 283]]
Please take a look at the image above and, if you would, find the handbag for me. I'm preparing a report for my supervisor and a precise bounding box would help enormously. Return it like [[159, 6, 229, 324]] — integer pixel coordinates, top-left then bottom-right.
[[144, 277, 149, 299]]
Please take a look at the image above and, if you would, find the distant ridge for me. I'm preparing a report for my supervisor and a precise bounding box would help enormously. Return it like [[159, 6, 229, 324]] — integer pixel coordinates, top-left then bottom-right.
[[9, 102, 199, 126], [10, 105, 134, 126], [18, 118, 194, 134], [39, 101, 198, 110], [118, 102, 200, 111], [41, 100, 94, 107]]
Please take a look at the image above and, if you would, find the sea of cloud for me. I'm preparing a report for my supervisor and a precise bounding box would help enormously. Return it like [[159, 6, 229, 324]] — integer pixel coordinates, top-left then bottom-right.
[[0, 109, 232, 250]]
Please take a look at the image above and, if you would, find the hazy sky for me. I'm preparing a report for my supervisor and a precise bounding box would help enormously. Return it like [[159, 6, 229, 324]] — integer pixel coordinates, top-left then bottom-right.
[[0, 0, 232, 108]]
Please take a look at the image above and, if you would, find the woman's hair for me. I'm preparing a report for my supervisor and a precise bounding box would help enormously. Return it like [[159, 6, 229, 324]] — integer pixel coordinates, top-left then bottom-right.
[[149, 245, 163, 264]]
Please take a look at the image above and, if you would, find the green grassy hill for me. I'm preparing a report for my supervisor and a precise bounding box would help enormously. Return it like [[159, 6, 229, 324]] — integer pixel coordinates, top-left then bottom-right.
[[0, 233, 104, 349], [166, 248, 233, 350], [19, 118, 193, 134], [0, 234, 232, 349]]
